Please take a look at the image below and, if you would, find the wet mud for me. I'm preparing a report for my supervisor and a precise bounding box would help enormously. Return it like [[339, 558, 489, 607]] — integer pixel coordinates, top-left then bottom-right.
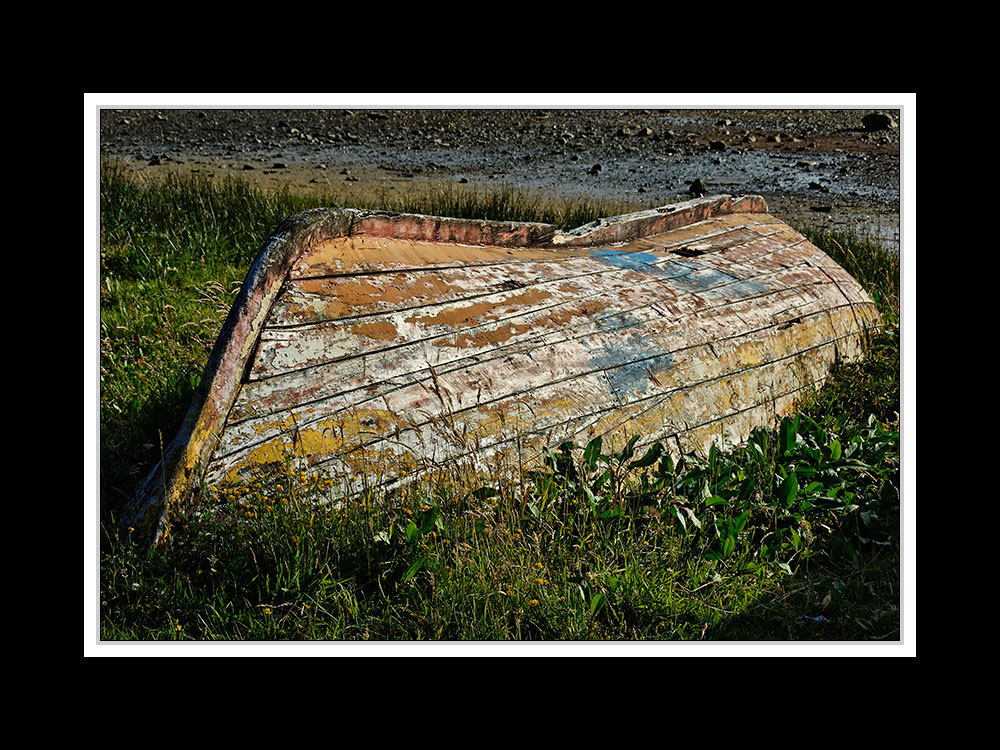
[[99, 107, 901, 250]]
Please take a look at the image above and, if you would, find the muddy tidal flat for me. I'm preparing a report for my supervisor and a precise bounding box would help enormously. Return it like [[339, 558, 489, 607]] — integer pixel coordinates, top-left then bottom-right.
[[99, 107, 902, 250]]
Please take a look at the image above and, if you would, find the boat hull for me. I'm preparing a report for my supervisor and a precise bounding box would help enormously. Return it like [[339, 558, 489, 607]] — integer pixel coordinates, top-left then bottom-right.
[[122, 195, 881, 543]]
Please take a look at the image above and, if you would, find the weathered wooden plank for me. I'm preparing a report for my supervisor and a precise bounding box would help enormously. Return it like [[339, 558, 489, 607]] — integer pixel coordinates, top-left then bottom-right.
[[267, 215, 791, 330], [229, 253, 854, 430], [205, 307, 868, 491], [210, 295, 874, 487], [229, 245, 868, 426], [122, 195, 882, 546], [289, 235, 580, 278], [615, 213, 784, 255], [250, 226, 826, 380], [552, 195, 769, 247]]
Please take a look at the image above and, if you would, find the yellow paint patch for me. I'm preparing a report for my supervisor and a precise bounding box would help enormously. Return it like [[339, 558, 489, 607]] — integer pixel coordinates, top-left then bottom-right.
[[243, 439, 292, 473]]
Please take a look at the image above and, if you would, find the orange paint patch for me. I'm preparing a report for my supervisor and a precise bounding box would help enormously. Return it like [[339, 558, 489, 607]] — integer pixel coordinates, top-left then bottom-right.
[[435, 321, 536, 349], [293, 235, 580, 277], [291, 274, 458, 319], [348, 320, 399, 341], [404, 287, 554, 328]]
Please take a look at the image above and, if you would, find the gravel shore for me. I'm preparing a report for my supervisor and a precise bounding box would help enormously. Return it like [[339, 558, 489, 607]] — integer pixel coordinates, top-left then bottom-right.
[[100, 107, 901, 247]]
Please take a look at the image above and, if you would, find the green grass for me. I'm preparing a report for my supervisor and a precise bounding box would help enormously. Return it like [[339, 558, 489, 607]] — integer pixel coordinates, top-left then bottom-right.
[[96, 165, 902, 644]]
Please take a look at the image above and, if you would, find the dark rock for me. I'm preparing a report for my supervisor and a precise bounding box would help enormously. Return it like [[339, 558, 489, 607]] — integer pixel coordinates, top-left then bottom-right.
[[588, 163, 603, 175], [688, 178, 708, 197], [862, 112, 897, 131]]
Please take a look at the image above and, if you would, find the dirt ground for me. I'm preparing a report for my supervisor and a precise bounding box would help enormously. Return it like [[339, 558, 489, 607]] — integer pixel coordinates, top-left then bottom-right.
[[99, 107, 902, 248]]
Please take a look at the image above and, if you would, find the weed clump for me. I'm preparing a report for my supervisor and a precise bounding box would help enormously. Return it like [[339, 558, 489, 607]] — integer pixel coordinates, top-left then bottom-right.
[[100, 407, 899, 641]]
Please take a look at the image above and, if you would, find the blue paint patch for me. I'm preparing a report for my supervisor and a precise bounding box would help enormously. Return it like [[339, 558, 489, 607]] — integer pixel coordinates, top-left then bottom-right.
[[669, 265, 738, 290], [591, 308, 644, 332], [665, 262, 770, 299], [588, 248, 668, 276], [606, 352, 675, 400], [658, 259, 699, 279], [588, 249, 770, 301], [585, 326, 674, 401], [580, 249, 769, 401]]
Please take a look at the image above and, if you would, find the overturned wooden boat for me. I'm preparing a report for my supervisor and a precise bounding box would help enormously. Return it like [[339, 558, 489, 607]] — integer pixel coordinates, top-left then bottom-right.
[[123, 194, 881, 543]]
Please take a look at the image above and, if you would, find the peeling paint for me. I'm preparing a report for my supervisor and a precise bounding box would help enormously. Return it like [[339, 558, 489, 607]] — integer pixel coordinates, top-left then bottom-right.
[[123, 196, 883, 547], [587, 247, 668, 275]]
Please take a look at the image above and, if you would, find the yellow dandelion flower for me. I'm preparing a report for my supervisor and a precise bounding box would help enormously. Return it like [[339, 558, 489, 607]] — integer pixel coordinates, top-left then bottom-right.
[[533, 562, 543, 570], [263, 607, 272, 615], [529, 599, 539, 607]]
